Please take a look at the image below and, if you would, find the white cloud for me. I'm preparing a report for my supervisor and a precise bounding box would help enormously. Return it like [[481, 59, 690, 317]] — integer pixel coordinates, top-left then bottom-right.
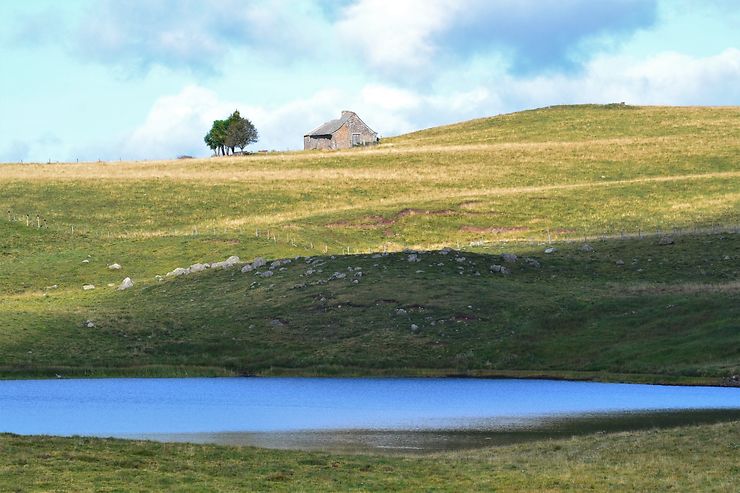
[[336, 0, 657, 75], [122, 86, 232, 159], [505, 48, 740, 108], [336, 0, 457, 72]]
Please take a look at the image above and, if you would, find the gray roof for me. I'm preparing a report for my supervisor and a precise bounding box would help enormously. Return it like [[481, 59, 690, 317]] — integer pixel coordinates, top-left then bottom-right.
[[305, 112, 353, 137]]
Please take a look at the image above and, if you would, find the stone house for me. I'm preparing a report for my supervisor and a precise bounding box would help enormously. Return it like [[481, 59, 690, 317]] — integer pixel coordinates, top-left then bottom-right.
[[304, 111, 378, 150]]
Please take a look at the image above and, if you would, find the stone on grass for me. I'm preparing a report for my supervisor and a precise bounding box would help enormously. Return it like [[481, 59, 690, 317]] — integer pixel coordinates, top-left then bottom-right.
[[410, 324, 419, 331], [166, 267, 190, 277], [82, 284, 95, 290], [108, 263, 122, 270], [83, 320, 95, 328], [242, 257, 267, 273], [658, 236, 675, 246], [523, 257, 541, 269], [407, 254, 420, 262], [500, 253, 518, 263], [211, 255, 241, 269], [544, 247, 557, 254], [579, 243, 594, 253], [82, 259, 90, 264], [189, 263, 209, 273], [490, 264, 510, 275], [258, 270, 274, 278], [615, 259, 625, 266], [117, 277, 134, 291]]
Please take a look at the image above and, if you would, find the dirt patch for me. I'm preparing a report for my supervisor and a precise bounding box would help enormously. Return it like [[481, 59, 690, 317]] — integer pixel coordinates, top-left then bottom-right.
[[458, 200, 482, 209], [396, 208, 455, 218], [460, 226, 530, 234]]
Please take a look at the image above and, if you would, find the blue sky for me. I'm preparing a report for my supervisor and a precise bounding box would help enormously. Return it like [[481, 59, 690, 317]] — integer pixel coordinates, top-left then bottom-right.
[[0, 0, 738, 162]]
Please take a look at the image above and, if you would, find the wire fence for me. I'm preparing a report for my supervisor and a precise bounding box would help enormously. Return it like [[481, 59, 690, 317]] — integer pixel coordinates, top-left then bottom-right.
[[3, 207, 738, 258]]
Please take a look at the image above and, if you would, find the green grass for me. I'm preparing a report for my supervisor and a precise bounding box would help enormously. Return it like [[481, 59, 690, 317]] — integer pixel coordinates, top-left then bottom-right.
[[1, 232, 738, 382], [0, 104, 738, 381], [2, 420, 739, 492]]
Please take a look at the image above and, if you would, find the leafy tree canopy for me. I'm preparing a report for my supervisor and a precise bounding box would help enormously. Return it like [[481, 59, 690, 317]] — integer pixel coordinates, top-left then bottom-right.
[[204, 110, 258, 156]]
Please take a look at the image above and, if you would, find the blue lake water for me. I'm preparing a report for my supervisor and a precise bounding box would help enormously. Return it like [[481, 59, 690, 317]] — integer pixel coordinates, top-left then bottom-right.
[[1, 377, 739, 452]]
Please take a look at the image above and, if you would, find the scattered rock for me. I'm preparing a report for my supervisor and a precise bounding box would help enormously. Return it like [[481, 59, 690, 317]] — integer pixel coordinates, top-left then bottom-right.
[[500, 253, 518, 263], [410, 324, 419, 331], [371, 253, 383, 259], [615, 259, 625, 266], [490, 264, 510, 275], [189, 263, 209, 273], [579, 243, 594, 252], [82, 284, 95, 290], [258, 270, 274, 278], [523, 257, 541, 269], [439, 248, 452, 255], [658, 236, 674, 246], [270, 319, 285, 327], [166, 267, 190, 277], [83, 320, 95, 328], [455, 256, 466, 263], [407, 254, 420, 262], [117, 277, 134, 291], [155, 275, 164, 281], [81, 259, 90, 264], [45, 284, 58, 290], [395, 308, 407, 315], [211, 255, 241, 269], [544, 247, 557, 254], [108, 263, 122, 270]]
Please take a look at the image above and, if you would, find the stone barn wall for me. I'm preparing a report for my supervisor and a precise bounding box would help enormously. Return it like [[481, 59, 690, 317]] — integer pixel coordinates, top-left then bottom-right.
[[304, 111, 378, 150]]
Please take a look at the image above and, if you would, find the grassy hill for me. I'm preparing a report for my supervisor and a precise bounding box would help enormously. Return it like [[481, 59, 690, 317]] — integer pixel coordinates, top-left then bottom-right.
[[1, 104, 738, 381]]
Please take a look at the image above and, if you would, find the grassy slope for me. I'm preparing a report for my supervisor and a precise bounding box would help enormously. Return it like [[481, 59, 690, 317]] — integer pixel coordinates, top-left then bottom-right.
[[0, 104, 738, 381], [2, 420, 739, 492]]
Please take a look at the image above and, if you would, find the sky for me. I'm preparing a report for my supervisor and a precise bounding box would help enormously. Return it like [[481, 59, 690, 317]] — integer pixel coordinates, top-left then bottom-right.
[[0, 0, 738, 162]]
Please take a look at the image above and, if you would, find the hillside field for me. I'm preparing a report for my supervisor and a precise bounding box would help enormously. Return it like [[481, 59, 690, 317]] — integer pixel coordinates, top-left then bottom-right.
[[0, 104, 738, 381]]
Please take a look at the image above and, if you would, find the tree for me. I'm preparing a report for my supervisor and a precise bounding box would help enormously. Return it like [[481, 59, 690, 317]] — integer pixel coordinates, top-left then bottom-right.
[[204, 110, 258, 156], [225, 110, 259, 153]]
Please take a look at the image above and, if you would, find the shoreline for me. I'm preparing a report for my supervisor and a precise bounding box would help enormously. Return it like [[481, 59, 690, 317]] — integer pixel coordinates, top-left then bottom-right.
[[1, 365, 736, 387]]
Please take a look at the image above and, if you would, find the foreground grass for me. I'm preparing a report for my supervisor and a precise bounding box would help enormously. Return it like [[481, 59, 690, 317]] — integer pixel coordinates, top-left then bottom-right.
[[1, 420, 738, 492], [1, 232, 737, 382]]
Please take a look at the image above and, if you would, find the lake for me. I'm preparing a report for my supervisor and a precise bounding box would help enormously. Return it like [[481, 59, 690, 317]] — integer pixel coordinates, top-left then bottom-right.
[[1, 377, 738, 453]]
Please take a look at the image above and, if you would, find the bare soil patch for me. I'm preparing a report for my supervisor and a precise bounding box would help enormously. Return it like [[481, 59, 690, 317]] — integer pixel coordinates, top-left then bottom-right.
[[460, 226, 530, 234]]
